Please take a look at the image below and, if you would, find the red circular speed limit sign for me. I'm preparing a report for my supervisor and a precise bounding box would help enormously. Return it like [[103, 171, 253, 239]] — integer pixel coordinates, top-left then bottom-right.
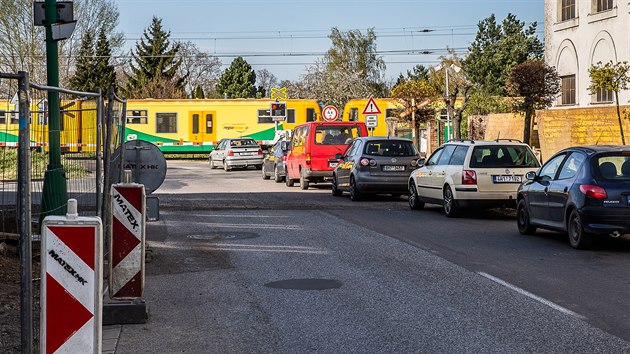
[[322, 105, 339, 122]]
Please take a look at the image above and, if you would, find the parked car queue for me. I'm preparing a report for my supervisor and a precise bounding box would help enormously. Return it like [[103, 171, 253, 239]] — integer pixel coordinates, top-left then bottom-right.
[[210, 123, 630, 250]]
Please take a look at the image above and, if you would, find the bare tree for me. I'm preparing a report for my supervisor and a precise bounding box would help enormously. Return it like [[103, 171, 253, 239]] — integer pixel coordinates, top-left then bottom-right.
[[256, 69, 278, 98], [0, 0, 122, 91], [176, 41, 221, 98]]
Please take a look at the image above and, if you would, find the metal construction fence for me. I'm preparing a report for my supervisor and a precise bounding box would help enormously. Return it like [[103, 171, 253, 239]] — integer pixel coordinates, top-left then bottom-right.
[[0, 71, 126, 351]]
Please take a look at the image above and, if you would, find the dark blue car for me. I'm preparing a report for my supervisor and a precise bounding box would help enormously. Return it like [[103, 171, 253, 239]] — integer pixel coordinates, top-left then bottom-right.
[[516, 145, 630, 249]]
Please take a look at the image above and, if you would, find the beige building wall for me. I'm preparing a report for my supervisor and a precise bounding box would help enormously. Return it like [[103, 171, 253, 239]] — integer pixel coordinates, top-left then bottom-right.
[[536, 105, 630, 159]]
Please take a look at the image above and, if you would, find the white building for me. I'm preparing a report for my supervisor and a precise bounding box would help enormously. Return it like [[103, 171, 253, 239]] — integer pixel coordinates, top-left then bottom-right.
[[544, 0, 630, 108]]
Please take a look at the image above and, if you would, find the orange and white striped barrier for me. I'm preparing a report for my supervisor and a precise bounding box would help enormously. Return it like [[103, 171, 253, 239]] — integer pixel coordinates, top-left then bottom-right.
[[41, 199, 103, 354]]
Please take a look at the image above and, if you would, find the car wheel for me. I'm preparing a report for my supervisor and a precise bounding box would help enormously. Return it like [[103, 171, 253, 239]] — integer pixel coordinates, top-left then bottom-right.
[[408, 182, 424, 210], [274, 165, 283, 183], [285, 174, 295, 187], [223, 160, 231, 172], [255, 164, 262, 170], [443, 185, 459, 217], [568, 209, 593, 249], [299, 169, 310, 190], [331, 174, 343, 197], [209, 157, 216, 169], [261, 164, 270, 179], [350, 176, 362, 201], [516, 199, 536, 235]]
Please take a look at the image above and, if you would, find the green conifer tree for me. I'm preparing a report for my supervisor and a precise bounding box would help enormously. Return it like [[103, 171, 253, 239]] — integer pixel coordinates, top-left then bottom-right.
[[94, 28, 117, 94], [215, 57, 257, 98], [125, 16, 184, 97], [69, 31, 96, 92]]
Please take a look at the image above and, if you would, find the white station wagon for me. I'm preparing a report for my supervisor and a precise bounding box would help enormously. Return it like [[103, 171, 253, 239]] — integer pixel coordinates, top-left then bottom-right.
[[408, 140, 541, 217]]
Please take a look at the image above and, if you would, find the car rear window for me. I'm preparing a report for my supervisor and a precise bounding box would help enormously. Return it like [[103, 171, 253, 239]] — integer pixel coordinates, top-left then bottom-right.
[[596, 155, 630, 180], [469, 145, 540, 168], [315, 126, 362, 145], [364, 140, 418, 156], [230, 139, 258, 147]]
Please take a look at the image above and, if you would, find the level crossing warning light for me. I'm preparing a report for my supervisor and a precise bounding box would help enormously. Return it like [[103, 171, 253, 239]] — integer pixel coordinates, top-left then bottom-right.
[[270, 102, 287, 119]]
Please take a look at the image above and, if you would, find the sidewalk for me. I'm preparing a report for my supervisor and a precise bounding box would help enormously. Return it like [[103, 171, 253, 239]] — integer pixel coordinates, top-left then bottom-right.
[[102, 325, 121, 354]]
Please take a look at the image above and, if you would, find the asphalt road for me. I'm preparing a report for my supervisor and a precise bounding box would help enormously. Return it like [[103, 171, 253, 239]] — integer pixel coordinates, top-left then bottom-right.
[[115, 160, 630, 353]]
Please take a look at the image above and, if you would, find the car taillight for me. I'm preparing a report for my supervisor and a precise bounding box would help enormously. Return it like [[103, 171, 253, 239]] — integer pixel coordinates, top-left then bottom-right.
[[462, 170, 477, 185], [579, 184, 607, 199], [360, 158, 370, 166], [306, 153, 311, 164], [258, 149, 263, 155], [227, 150, 234, 156]]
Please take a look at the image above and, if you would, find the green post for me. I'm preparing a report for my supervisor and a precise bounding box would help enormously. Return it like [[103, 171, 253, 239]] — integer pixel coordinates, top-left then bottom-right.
[[40, 0, 67, 221]]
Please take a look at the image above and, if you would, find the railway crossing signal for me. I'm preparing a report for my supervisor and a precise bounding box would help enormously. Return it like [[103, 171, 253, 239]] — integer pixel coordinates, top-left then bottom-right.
[[270, 102, 287, 121]]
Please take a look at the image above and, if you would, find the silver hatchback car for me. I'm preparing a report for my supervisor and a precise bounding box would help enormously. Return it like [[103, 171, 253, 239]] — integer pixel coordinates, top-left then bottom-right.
[[332, 137, 420, 200], [209, 138, 264, 171]]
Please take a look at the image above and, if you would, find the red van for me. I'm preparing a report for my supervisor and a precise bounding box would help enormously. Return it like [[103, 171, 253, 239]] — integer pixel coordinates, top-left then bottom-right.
[[285, 121, 368, 189]]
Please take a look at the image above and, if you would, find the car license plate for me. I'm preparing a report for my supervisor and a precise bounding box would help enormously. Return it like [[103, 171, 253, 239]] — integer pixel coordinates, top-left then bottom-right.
[[240, 152, 254, 156], [383, 165, 405, 172], [329, 162, 338, 168], [492, 175, 522, 183]]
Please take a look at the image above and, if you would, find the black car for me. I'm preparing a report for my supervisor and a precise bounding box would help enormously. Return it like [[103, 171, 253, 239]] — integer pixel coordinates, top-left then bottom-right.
[[516, 145, 630, 249], [332, 137, 420, 201], [261, 139, 290, 182]]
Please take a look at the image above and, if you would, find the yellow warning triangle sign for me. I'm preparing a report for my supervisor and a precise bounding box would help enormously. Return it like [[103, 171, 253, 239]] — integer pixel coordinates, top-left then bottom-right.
[[362, 97, 381, 115]]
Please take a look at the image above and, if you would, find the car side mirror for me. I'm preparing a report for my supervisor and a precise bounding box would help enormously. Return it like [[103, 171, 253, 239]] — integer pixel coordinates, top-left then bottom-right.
[[335, 153, 343, 160], [525, 171, 537, 181], [281, 141, 290, 151], [417, 158, 426, 167]]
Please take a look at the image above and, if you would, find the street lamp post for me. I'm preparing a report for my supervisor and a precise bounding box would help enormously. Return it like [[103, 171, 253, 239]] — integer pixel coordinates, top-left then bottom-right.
[[434, 63, 461, 141]]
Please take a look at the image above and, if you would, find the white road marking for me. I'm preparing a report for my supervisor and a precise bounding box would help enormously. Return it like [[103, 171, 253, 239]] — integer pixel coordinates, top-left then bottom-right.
[[478, 272, 586, 320]]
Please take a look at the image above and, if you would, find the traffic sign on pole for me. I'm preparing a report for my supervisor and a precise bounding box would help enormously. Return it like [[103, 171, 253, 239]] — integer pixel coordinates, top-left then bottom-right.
[[41, 199, 103, 354], [362, 97, 381, 115], [365, 115, 378, 128], [322, 105, 339, 122]]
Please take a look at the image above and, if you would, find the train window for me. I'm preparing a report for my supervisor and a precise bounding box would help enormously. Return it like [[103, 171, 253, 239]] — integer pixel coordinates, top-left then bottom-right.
[[286, 109, 295, 124], [258, 109, 273, 124], [156, 113, 177, 133], [206, 114, 213, 134], [10, 112, 19, 125], [349, 108, 358, 121], [127, 110, 148, 124], [306, 108, 315, 122], [192, 114, 199, 134], [0, 111, 5, 124]]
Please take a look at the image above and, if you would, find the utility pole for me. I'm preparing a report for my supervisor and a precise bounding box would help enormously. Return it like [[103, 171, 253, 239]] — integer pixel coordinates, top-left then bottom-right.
[[41, 0, 68, 220]]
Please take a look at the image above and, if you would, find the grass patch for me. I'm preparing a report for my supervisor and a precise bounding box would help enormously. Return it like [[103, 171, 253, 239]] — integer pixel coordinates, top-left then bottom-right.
[[0, 148, 90, 180]]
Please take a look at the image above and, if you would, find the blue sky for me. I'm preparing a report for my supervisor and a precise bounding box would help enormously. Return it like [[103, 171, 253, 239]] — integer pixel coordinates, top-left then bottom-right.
[[114, 0, 544, 82]]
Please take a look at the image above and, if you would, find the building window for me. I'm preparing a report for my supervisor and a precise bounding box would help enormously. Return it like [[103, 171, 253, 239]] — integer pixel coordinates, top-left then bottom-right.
[[127, 109, 148, 124], [156, 113, 177, 133], [561, 75, 576, 105], [257, 109, 273, 124], [561, 0, 576, 21], [596, 0, 613, 12], [594, 87, 614, 103]]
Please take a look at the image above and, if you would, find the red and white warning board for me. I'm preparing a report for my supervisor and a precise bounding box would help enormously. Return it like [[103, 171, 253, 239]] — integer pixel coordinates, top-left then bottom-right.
[[362, 97, 381, 115], [110, 183, 146, 299], [41, 203, 103, 354]]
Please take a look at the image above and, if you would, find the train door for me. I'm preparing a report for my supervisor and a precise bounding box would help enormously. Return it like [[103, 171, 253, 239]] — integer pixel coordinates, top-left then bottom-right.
[[189, 111, 216, 143]]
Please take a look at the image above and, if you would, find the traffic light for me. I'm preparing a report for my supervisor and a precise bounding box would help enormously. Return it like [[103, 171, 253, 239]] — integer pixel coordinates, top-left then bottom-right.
[[270, 102, 287, 118]]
